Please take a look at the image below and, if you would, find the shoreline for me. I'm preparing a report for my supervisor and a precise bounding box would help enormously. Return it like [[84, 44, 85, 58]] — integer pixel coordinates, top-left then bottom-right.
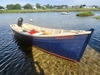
[[31, 46, 100, 75], [0, 8, 100, 14]]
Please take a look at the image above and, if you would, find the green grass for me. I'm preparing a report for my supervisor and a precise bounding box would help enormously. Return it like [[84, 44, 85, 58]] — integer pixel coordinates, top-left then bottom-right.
[[94, 16, 100, 19], [0, 8, 100, 14], [0, 10, 4, 14], [76, 11, 94, 17]]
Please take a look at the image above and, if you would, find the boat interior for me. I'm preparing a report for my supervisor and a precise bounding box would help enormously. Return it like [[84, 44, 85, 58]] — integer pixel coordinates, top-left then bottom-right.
[[10, 23, 91, 36]]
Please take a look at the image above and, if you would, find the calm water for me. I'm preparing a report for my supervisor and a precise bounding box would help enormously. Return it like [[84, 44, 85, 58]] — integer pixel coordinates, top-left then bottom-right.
[[0, 11, 100, 75]]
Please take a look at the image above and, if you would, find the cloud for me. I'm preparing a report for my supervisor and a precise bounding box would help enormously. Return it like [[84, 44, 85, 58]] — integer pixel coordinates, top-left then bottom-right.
[[71, 0, 100, 5]]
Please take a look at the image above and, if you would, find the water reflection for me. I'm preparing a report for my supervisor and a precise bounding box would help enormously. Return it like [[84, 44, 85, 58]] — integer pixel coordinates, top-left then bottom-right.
[[11, 36, 45, 75]]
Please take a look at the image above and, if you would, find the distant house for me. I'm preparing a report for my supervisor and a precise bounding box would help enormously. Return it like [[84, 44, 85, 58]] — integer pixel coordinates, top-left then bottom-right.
[[62, 6, 68, 9], [42, 5, 46, 9], [21, 7, 24, 10], [0, 9, 4, 10], [82, 6, 96, 9], [32, 5, 37, 9], [68, 6, 72, 9], [91, 6, 96, 8], [0, 7, 7, 11], [70, 5, 80, 9]]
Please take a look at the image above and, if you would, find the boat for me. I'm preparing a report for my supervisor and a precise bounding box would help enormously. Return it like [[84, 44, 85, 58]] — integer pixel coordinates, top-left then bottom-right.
[[10, 18, 94, 62], [61, 12, 69, 15]]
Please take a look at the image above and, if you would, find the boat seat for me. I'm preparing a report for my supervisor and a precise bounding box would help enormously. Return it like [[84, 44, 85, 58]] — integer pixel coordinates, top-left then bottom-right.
[[12, 25, 23, 32], [45, 28, 53, 34], [41, 27, 48, 31], [35, 26, 42, 32], [60, 29, 64, 33], [27, 24, 35, 29], [62, 30, 71, 33], [22, 24, 33, 31], [52, 29, 62, 34], [41, 28, 53, 35]]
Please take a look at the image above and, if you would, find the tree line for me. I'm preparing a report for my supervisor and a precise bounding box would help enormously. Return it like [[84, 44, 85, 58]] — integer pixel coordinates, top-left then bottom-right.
[[0, 3, 99, 10], [0, 3, 68, 10]]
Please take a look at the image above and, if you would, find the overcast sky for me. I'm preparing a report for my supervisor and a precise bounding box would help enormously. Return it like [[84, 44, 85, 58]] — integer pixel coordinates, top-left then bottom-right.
[[0, 0, 100, 7]]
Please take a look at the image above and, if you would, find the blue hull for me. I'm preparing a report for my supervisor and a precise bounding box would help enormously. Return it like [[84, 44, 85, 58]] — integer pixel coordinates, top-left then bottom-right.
[[12, 29, 94, 62]]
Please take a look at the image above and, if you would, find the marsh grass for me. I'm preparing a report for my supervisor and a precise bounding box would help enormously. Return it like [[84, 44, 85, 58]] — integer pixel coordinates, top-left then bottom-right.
[[0, 8, 100, 14], [94, 16, 100, 19], [76, 11, 94, 17]]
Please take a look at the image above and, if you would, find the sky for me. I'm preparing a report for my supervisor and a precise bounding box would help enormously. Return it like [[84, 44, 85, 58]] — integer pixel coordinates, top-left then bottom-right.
[[0, 0, 100, 7]]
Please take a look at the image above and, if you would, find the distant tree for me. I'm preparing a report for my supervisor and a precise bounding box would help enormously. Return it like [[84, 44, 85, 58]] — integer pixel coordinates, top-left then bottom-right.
[[46, 4, 50, 8], [14, 4, 21, 9], [50, 5, 53, 9], [57, 5, 63, 9], [92, 5, 98, 8], [41, 5, 46, 10], [62, 5, 68, 8], [80, 4, 86, 8], [23, 3, 32, 9], [53, 5, 57, 8], [6, 4, 15, 10], [46, 4, 53, 9], [36, 3, 41, 8], [0, 6, 4, 9]]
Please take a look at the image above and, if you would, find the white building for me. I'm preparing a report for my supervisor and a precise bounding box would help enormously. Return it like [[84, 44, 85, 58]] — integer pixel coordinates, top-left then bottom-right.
[[32, 5, 37, 9]]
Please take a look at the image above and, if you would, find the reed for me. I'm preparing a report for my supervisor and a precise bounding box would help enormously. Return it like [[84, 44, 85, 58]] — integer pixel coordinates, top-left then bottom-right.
[[76, 11, 94, 17], [0, 8, 100, 14], [94, 16, 100, 19]]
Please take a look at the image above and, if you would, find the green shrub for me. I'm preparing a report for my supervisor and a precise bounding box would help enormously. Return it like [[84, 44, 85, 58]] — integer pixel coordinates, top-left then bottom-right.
[[76, 11, 94, 17]]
